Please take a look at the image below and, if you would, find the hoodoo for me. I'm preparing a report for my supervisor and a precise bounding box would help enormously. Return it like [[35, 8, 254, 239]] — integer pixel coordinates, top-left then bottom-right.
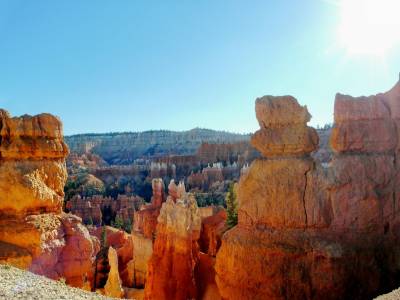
[[0, 111, 98, 288], [144, 187, 202, 300], [215, 79, 400, 300]]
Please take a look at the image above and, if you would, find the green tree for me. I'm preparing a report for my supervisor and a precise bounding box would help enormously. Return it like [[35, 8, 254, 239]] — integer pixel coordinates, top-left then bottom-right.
[[123, 219, 132, 233], [100, 226, 107, 249], [112, 216, 124, 230], [225, 182, 238, 229]]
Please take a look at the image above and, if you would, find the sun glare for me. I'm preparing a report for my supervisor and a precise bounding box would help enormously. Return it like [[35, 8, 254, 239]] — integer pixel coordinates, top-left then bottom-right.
[[337, 0, 400, 57]]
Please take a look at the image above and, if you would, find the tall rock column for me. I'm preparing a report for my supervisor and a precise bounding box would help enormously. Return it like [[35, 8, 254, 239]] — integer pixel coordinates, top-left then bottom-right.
[[104, 246, 124, 298], [144, 190, 201, 300]]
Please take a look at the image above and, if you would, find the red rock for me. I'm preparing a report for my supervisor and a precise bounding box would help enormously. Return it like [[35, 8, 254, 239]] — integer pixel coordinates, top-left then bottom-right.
[[251, 96, 319, 158], [133, 178, 166, 239], [90, 226, 133, 287], [67, 194, 142, 226], [195, 253, 221, 300], [251, 126, 319, 157], [57, 214, 99, 288], [0, 110, 98, 291], [0, 112, 69, 159], [331, 92, 397, 153], [237, 158, 315, 229], [144, 192, 202, 300], [255, 95, 311, 128], [215, 79, 400, 300], [199, 209, 227, 256], [130, 232, 153, 288]]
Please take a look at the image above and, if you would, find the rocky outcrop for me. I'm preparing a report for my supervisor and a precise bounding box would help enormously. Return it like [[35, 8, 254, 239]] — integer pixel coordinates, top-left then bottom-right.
[[215, 79, 400, 300], [0, 110, 98, 289], [104, 246, 124, 298], [144, 189, 202, 300]]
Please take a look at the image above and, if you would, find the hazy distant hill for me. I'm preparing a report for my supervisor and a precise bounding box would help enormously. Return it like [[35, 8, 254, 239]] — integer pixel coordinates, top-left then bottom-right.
[[65, 128, 251, 165]]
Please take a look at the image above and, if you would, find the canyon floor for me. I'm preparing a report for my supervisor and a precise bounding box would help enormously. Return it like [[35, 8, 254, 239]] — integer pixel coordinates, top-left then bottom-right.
[[0, 265, 121, 300]]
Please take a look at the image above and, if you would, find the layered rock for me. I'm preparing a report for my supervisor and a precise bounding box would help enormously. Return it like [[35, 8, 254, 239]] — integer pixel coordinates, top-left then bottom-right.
[[215, 79, 400, 300], [144, 190, 202, 300], [0, 110, 98, 289], [251, 96, 319, 157]]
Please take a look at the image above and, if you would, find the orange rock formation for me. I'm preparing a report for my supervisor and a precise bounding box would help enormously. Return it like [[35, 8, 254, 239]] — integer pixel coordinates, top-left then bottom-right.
[[90, 226, 133, 287], [199, 208, 227, 256], [0, 110, 98, 289], [104, 246, 124, 298], [215, 79, 400, 300], [144, 189, 202, 300]]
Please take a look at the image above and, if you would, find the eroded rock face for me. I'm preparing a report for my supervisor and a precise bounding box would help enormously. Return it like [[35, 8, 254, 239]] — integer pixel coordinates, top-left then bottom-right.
[[130, 232, 153, 288], [144, 191, 202, 300], [56, 214, 99, 288], [0, 110, 98, 290], [0, 111, 69, 160], [215, 80, 400, 300], [199, 208, 227, 256]]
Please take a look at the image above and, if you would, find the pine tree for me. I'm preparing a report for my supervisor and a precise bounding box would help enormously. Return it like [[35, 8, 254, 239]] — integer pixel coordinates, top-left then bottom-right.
[[225, 182, 238, 229]]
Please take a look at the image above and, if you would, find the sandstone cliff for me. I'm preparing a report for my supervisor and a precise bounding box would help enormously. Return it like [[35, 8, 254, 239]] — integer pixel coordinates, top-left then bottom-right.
[[0, 110, 98, 289], [215, 79, 400, 300]]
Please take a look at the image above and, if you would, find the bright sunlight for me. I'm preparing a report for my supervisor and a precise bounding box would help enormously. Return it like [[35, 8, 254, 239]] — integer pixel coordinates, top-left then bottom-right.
[[337, 0, 400, 57]]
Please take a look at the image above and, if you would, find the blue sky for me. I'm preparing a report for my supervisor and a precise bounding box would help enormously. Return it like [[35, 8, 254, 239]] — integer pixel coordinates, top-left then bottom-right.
[[0, 0, 399, 135]]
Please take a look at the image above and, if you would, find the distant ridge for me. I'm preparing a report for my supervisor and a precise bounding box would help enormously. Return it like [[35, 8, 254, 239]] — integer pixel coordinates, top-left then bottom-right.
[[65, 128, 251, 165]]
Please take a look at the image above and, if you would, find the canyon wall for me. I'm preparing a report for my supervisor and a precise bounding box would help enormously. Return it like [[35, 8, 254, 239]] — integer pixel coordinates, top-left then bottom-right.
[[0, 111, 98, 288], [215, 79, 400, 300]]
